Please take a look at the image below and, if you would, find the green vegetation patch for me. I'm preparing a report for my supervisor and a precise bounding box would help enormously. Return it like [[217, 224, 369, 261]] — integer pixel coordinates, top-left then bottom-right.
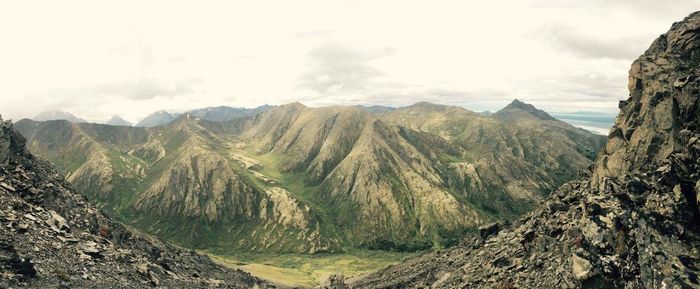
[[205, 249, 414, 288]]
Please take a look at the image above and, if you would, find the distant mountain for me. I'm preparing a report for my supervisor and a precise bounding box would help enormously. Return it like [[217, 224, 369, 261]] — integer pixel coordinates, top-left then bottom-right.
[[187, 105, 274, 122], [493, 99, 557, 121], [134, 110, 176, 127], [355, 105, 396, 113], [33, 110, 88, 123], [104, 115, 132, 126], [15, 100, 605, 254], [135, 105, 273, 127]]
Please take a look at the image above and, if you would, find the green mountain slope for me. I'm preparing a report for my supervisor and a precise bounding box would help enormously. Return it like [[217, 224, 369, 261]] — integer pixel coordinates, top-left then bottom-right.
[[14, 100, 605, 253]]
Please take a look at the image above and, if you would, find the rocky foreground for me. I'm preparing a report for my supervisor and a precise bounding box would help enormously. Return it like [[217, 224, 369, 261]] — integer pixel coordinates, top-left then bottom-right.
[[326, 10, 700, 289], [0, 119, 274, 288]]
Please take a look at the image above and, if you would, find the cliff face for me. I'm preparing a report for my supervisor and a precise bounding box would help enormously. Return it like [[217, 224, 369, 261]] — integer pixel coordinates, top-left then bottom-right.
[[344, 11, 700, 289], [593, 14, 700, 191], [0, 118, 274, 288]]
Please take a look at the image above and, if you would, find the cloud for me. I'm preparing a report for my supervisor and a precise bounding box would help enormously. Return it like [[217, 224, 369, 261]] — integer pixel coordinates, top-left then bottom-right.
[[517, 72, 626, 100], [598, 0, 700, 18], [531, 0, 699, 18], [299, 42, 396, 96], [532, 24, 650, 60], [296, 42, 511, 108], [293, 30, 334, 39], [363, 87, 510, 106], [91, 78, 202, 100], [4, 0, 699, 121]]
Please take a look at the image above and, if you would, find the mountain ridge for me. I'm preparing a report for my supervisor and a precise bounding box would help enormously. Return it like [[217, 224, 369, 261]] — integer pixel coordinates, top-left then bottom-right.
[[15, 100, 605, 254]]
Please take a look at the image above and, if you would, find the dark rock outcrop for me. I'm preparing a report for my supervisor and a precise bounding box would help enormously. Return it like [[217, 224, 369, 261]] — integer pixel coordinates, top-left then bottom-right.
[[0, 117, 274, 288], [345, 10, 700, 289]]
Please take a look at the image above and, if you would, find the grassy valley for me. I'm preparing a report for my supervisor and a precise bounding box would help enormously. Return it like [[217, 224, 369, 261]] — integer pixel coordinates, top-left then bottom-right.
[[13, 100, 605, 285], [207, 250, 414, 288]]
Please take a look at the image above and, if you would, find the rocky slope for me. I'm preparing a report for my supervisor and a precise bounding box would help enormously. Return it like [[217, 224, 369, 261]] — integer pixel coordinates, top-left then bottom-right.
[[16, 117, 340, 254], [380, 101, 605, 218], [132, 116, 339, 254], [14, 100, 604, 254], [338, 10, 700, 289], [0, 117, 274, 288], [239, 105, 482, 249]]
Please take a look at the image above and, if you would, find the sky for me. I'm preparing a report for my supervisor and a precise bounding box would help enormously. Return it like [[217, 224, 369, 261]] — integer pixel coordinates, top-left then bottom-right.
[[0, 0, 698, 123]]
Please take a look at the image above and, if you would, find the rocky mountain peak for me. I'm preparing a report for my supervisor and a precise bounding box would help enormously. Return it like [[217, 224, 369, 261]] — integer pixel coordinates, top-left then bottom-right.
[[105, 115, 132, 127], [592, 11, 700, 189], [497, 99, 557, 121]]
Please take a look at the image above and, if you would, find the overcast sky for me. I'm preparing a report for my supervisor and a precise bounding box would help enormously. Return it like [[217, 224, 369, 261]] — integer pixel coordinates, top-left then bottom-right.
[[0, 0, 698, 123]]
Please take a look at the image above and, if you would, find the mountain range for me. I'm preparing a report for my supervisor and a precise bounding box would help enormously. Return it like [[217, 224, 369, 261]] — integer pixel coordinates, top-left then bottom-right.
[[15, 99, 605, 254], [134, 105, 275, 127]]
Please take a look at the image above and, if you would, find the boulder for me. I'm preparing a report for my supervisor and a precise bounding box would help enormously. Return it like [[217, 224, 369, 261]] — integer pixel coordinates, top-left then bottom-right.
[[570, 254, 596, 280], [478, 222, 501, 240]]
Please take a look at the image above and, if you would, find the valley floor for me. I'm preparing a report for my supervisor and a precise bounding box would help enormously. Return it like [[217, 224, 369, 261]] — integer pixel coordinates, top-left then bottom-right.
[[204, 250, 415, 288]]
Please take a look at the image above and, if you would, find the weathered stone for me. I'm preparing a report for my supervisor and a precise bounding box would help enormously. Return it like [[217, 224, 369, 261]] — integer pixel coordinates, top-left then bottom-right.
[[0, 182, 15, 192], [571, 254, 596, 280], [46, 210, 68, 233]]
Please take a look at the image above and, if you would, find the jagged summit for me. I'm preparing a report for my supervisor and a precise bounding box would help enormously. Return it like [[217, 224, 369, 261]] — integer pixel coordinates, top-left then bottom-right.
[[592, 10, 700, 189], [495, 99, 557, 121]]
